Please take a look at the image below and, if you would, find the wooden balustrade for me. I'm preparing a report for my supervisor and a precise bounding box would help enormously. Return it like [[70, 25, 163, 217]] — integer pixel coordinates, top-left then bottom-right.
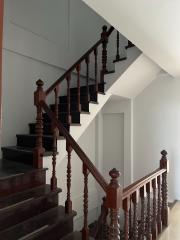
[[33, 24, 170, 240]]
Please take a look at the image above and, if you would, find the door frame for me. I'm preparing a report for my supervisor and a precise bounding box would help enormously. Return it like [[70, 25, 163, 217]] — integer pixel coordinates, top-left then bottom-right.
[[0, 0, 4, 129]]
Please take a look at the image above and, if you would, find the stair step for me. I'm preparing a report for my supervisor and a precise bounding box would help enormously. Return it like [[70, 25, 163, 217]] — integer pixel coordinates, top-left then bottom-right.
[[0, 159, 46, 197], [0, 184, 61, 231], [59, 92, 97, 104], [51, 101, 90, 113], [16, 134, 64, 151], [29, 123, 69, 135], [0, 206, 76, 240], [43, 112, 82, 124], [62, 232, 94, 240], [2, 146, 56, 166], [69, 83, 105, 94]]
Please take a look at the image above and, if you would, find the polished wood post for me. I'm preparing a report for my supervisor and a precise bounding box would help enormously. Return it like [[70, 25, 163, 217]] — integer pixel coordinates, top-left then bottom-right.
[[82, 164, 90, 240], [66, 74, 72, 125], [102, 197, 109, 240], [65, 143, 73, 214], [152, 178, 158, 239], [157, 175, 162, 234], [51, 86, 59, 191], [146, 182, 152, 240], [160, 150, 169, 227], [123, 197, 130, 240], [76, 64, 81, 112], [106, 168, 122, 240], [0, 0, 4, 130], [85, 56, 90, 102], [132, 191, 139, 240], [139, 186, 146, 240], [34, 79, 46, 168], [101, 25, 108, 84], [94, 48, 98, 93], [114, 31, 120, 62]]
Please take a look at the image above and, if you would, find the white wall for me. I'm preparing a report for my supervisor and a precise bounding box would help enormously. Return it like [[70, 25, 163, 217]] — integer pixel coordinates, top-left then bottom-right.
[[2, 0, 127, 147], [133, 73, 180, 201]]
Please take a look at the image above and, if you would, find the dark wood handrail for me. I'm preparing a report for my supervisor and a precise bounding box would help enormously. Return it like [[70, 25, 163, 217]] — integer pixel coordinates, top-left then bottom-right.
[[123, 168, 166, 199], [45, 26, 114, 96], [40, 100, 108, 192]]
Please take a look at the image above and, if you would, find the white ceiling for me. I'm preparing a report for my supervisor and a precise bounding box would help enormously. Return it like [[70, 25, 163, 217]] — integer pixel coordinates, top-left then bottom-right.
[[83, 0, 180, 77]]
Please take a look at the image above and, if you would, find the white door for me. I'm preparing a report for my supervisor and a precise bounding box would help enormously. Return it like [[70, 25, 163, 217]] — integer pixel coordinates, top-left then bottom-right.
[[103, 113, 124, 186]]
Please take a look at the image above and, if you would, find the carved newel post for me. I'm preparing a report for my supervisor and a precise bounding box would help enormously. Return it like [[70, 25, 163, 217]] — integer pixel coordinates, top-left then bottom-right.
[[33, 79, 46, 169], [106, 168, 122, 240], [160, 150, 169, 227]]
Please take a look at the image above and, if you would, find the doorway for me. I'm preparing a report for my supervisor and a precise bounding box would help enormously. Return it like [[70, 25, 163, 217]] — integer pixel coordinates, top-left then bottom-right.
[[103, 113, 124, 186]]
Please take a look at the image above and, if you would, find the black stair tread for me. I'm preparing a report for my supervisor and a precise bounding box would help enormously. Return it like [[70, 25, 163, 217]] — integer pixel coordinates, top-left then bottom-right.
[[0, 159, 45, 180], [2, 146, 56, 157], [62, 232, 94, 240], [0, 206, 76, 240], [29, 122, 81, 127], [16, 134, 64, 140], [0, 184, 61, 210]]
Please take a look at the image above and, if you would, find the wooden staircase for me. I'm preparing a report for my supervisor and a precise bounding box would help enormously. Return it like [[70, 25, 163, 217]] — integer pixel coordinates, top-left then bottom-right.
[[0, 25, 169, 239]]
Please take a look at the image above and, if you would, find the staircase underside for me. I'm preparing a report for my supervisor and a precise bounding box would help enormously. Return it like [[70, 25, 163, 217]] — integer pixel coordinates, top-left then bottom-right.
[[83, 0, 180, 77]]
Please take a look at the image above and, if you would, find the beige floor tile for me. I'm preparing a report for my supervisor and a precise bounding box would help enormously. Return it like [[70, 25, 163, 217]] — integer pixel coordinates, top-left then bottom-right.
[[158, 202, 180, 240]]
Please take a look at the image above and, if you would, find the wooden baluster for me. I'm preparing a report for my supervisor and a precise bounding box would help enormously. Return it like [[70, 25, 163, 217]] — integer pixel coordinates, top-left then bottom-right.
[[114, 31, 120, 62], [157, 175, 162, 234], [160, 150, 169, 227], [76, 64, 81, 112], [85, 56, 90, 102], [51, 85, 59, 191], [65, 143, 72, 214], [139, 186, 146, 240], [152, 178, 158, 239], [132, 191, 139, 240], [106, 168, 122, 240], [123, 197, 130, 240], [102, 197, 109, 240], [82, 164, 90, 240], [66, 74, 72, 125], [94, 48, 98, 93], [146, 182, 152, 240], [34, 79, 46, 169], [101, 25, 108, 84], [129, 198, 133, 239]]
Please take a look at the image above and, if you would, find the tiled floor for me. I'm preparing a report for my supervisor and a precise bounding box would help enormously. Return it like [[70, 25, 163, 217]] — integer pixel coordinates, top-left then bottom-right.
[[158, 202, 180, 239]]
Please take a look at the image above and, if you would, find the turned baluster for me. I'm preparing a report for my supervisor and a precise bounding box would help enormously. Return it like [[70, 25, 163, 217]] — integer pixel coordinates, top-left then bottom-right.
[[34, 79, 46, 169], [66, 74, 72, 125], [132, 191, 139, 240], [160, 150, 169, 227], [51, 85, 59, 191], [65, 143, 72, 214], [114, 31, 120, 62], [106, 168, 122, 240], [129, 197, 133, 239], [146, 182, 152, 240], [123, 197, 130, 240], [152, 178, 158, 239], [139, 186, 146, 240], [157, 175, 162, 234], [101, 25, 108, 84], [101, 197, 109, 240], [82, 164, 90, 240], [85, 56, 90, 102], [76, 64, 81, 112], [94, 48, 98, 93]]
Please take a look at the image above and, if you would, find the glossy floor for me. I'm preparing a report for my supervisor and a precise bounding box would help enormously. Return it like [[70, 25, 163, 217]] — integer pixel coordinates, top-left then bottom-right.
[[158, 202, 180, 239]]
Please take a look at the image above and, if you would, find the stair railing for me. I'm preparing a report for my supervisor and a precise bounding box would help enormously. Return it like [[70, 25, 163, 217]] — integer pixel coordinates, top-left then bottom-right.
[[34, 98, 122, 240], [94, 150, 169, 240]]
